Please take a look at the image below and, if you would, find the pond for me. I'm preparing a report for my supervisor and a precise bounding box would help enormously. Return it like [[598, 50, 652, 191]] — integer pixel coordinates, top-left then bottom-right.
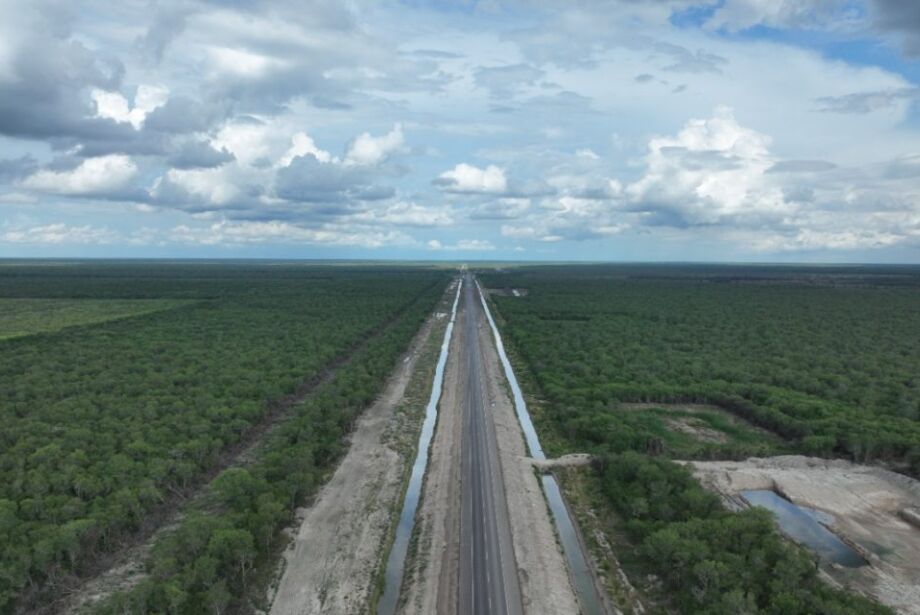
[[742, 489, 867, 568]]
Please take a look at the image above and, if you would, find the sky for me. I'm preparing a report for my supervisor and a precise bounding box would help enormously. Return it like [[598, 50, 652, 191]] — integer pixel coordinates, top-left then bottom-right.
[[1, 0, 920, 262]]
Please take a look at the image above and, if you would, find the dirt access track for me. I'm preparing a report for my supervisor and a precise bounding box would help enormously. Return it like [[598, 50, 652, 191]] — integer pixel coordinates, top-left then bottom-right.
[[687, 455, 920, 614]]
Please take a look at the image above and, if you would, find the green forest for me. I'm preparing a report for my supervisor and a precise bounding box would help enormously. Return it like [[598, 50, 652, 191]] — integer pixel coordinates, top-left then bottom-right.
[[0, 262, 449, 614], [480, 264, 919, 614]]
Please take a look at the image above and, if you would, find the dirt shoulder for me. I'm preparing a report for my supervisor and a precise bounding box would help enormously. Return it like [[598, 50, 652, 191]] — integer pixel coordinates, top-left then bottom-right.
[[398, 293, 464, 615], [686, 455, 920, 615], [267, 288, 451, 615], [476, 303, 581, 614]]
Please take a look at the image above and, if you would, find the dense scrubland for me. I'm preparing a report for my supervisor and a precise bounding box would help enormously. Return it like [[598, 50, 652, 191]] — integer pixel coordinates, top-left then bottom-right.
[[0, 262, 448, 614], [481, 264, 920, 614]]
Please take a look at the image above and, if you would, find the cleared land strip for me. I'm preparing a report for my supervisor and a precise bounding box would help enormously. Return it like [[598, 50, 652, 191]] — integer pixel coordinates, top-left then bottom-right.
[[267, 280, 456, 615], [39, 280, 445, 615], [400, 275, 579, 615]]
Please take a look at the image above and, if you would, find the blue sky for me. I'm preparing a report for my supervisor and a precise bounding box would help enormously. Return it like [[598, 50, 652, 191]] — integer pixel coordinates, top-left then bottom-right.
[[1, 0, 920, 262]]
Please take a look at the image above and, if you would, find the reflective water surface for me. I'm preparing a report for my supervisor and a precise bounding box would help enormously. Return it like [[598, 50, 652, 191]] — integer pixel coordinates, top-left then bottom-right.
[[377, 279, 462, 615], [742, 489, 867, 568], [478, 282, 606, 615]]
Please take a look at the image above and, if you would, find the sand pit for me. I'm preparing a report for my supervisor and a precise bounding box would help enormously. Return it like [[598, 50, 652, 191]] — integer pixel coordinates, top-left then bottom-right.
[[685, 456, 920, 614]]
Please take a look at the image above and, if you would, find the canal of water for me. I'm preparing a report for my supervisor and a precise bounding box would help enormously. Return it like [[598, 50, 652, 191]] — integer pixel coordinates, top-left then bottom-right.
[[477, 281, 607, 615], [376, 278, 462, 615]]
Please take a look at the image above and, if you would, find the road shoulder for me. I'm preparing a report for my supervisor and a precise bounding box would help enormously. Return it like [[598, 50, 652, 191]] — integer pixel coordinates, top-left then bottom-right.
[[476, 302, 582, 615]]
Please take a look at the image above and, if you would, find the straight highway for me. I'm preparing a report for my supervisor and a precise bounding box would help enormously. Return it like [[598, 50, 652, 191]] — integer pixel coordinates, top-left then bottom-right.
[[457, 272, 523, 615]]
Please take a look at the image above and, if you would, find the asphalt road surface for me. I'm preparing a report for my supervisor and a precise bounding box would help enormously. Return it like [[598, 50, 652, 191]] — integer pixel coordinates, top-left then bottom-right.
[[458, 273, 524, 615]]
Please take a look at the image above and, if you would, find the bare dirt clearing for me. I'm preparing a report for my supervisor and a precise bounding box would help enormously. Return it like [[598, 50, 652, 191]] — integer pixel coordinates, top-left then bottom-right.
[[663, 417, 728, 443], [530, 453, 594, 471], [686, 455, 920, 614], [617, 402, 775, 436]]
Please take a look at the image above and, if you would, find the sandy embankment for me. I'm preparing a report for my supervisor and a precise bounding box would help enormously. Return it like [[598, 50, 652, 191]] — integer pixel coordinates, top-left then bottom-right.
[[400, 287, 580, 614], [686, 455, 920, 615], [267, 295, 444, 615], [476, 303, 581, 614], [398, 297, 464, 615]]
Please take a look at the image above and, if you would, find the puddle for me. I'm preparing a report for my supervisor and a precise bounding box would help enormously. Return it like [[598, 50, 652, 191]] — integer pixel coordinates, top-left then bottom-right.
[[376, 279, 462, 615], [742, 490, 867, 568], [477, 281, 606, 615]]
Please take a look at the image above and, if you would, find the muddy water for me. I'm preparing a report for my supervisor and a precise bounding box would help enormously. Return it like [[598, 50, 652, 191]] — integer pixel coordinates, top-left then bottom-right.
[[742, 490, 867, 568], [477, 281, 606, 615], [377, 278, 462, 615]]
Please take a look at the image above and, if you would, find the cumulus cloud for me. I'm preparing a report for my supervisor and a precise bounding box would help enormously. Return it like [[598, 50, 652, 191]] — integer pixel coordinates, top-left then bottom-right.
[[92, 85, 169, 129], [344, 124, 404, 166], [280, 132, 333, 167], [435, 163, 508, 194], [0, 156, 38, 182], [156, 166, 244, 208], [350, 201, 452, 227], [275, 154, 393, 204], [22, 155, 139, 196], [0, 1, 132, 145], [469, 198, 531, 220], [500, 195, 628, 243], [168, 140, 235, 169], [626, 106, 787, 226], [619, 106, 920, 251]]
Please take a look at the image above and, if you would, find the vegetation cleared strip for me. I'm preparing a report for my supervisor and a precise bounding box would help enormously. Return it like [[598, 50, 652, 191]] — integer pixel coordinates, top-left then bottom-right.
[[89, 278, 448, 615]]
